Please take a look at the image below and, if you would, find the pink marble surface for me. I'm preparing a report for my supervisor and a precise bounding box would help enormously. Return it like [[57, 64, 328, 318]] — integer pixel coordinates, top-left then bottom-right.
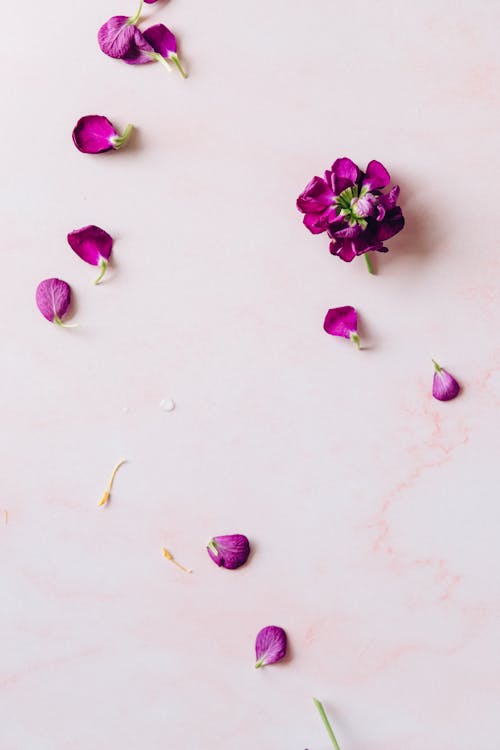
[[1, 1, 500, 748]]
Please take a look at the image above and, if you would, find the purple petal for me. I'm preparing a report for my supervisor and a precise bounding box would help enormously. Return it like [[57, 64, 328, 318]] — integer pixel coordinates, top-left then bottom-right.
[[362, 160, 390, 191], [36, 278, 71, 323], [432, 362, 460, 401], [303, 211, 331, 235], [144, 0, 159, 3], [331, 157, 360, 194], [323, 306, 357, 339], [72, 115, 117, 154], [374, 207, 405, 241], [255, 626, 287, 668], [98, 16, 137, 58], [297, 176, 334, 214], [376, 185, 400, 221], [143, 23, 178, 57], [207, 534, 250, 570], [67, 225, 113, 267], [122, 27, 155, 65]]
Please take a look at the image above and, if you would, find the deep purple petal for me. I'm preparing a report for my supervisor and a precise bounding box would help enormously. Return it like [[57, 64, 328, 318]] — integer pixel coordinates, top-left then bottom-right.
[[331, 157, 360, 194], [303, 211, 331, 235], [72, 115, 117, 154], [432, 364, 460, 401], [207, 534, 250, 570], [362, 160, 390, 191], [143, 23, 177, 56], [98, 16, 137, 58], [67, 225, 113, 267], [255, 626, 287, 668], [144, 0, 158, 3], [323, 306, 357, 339], [297, 176, 334, 214], [36, 278, 71, 323], [374, 208, 405, 241], [122, 27, 155, 64]]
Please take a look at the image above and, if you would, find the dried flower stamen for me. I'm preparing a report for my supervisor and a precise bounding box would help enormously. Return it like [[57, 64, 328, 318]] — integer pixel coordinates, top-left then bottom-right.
[[98, 459, 126, 507], [161, 547, 192, 573]]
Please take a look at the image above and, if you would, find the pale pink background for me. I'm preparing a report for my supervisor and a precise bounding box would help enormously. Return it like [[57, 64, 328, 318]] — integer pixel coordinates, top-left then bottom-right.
[[1, 1, 499, 748]]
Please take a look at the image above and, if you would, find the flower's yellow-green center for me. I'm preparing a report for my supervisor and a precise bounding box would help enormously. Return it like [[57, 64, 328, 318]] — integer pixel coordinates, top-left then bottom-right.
[[335, 185, 372, 228]]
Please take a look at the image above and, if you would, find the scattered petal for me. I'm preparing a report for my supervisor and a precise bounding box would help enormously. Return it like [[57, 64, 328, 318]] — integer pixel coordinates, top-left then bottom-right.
[[72, 115, 133, 154], [207, 534, 250, 569], [432, 360, 460, 401], [143, 24, 188, 77], [36, 278, 72, 326], [98, 459, 126, 507], [97, 0, 146, 59], [161, 547, 192, 574], [255, 625, 287, 668], [67, 225, 113, 284], [160, 398, 176, 412], [323, 306, 360, 348]]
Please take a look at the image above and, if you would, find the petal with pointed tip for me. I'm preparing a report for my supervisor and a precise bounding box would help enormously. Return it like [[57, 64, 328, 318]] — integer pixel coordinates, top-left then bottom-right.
[[143, 23, 178, 56], [255, 626, 287, 668], [323, 306, 358, 339], [363, 159, 390, 190], [432, 365, 460, 401], [72, 115, 118, 154]]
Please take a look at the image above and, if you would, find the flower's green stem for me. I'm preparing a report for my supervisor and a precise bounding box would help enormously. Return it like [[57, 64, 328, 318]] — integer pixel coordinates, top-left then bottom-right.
[[350, 332, 361, 350], [153, 53, 173, 72], [111, 124, 134, 150], [364, 252, 374, 274], [432, 359, 442, 373], [54, 315, 78, 329], [171, 54, 188, 78], [128, 0, 143, 25], [313, 698, 341, 750], [94, 260, 108, 285], [255, 658, 265, 669], [207, 540, 218, 555]]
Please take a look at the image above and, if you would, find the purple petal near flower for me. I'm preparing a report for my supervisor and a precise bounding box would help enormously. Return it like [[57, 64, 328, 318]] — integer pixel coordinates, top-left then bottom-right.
[[296, 176, 334, 214], [122, 27, 156, 65], [67, 225, 113, 284], [72, 115, 133, 154], [323, 306, 360, 348], [362, 159, 390, 191], [330, 157, 360, 194], [36, 278, 72, 326], [143, 24, 188, 77], [97, 0, 145, 59], [432, 361, 460, 401], [207, 534, 250, 569], [255, 626, 287, 668]]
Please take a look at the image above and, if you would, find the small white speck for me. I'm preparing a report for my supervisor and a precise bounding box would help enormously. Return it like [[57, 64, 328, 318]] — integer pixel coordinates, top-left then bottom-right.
[[122, 406, 130, 414], [160, 398, 176, 412]]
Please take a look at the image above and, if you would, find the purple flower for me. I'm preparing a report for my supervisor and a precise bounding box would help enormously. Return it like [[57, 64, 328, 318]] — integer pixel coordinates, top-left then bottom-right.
[[36, 278, 73, 326], [297, 158, 404, 265], [143, 24, 187, 77], [323, 306, 360, 349], [255, 626, 287, 668], [67, 225, 113, 284], [432, 360, 460, 401], [72, 115, 133, 154], [97, 0, 149, 61], [207, 534, 250, 569]]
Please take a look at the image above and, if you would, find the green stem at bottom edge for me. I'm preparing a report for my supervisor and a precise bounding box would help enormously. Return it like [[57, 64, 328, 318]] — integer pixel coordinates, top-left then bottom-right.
[[313, 698, 341, 750], [364, 252, 374, 274], [171, 54, 188, 79]]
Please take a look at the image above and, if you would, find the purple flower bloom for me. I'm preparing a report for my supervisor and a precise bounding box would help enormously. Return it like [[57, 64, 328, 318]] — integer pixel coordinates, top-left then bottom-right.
[[207, 534, 250, 569], [72, 115, 133, 154], [323, 306, 360, 349], [67, 225, 113, 284], [36, 278, 73, 326], [432, 360, 460, 401], [297, 158, 404, 264], [97, 0, 148, 61], [143, 24, 187, 77], [255, 625, 287, 668]]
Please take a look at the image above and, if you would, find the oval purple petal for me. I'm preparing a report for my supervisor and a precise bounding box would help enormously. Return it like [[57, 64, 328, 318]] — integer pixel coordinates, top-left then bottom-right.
[[432, 365, 460, 402], [255, 626, 287, 668], [72, 115, 117, 154], [207, 534, 250, 570], [122, 27, 155, 65], [143, 24, 178, 57], [363, 159, 390, 191], [98, 16, 137, 59], [36, 278, 71, 323], [323, 306, 357, 339], [67, 225, 113, 267]]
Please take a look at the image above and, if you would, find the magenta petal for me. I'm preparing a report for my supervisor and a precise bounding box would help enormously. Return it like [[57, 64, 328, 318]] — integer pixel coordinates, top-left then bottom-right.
[[207, 534, 250, 570], [67, 225, 113, 267], [323, 306, 357, 339], [255, 626, 287, 668], [98, 16, 137, 58], [72, 115, 117, 154], [122, 27, 155, 64], [36, 278, 71, 323], [432, 362, 460, 401], [363, 160, 390, 190], [331, 157, 360, 194], [143, 23, 178, 56]]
